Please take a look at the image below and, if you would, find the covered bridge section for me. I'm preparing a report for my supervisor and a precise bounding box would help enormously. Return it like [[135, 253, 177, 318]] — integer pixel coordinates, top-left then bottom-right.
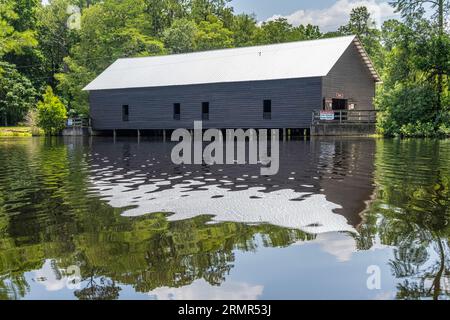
[[84, 35, 381, 137]]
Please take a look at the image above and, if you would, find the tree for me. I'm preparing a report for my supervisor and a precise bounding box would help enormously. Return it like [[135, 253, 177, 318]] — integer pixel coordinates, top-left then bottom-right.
[[55, 57, 94, 116], [37, 86, 67, 135], [56, 0, 166, 114], [1, 0, 42, 82], [338, 6, 384, 68], [391, 0, 450, 121], [0, 1, 37, 58], [143, 0, 188, 36], [230, 14, 258, 47], [191, 0, 234, 27], [375, 3, 450, 136], [194, 15, 233, 50], [0, 62, 37, 126], [8, 0, 40, 31], [35, 0, 79, 88], [294, 24, 322, 40], [374, 15, 449, 136], [163, 18, 198, 53], [253, 18, 321, 45], [254, 18, 294, 44], [115, 28, 166, 57]]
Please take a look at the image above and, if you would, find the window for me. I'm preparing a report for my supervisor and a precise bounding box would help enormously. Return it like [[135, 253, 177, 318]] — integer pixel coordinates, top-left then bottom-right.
[[122, 105, 129, 121], [263, 100, 271, 119], [202, 102, 209, 120], [173, 103, 181, 120]]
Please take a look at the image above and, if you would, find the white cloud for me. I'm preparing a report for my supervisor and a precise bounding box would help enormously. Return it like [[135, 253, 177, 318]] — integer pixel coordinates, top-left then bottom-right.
[[314, 232, 357, 262], [33, 260, 67, 292], [148, 279, 264, 300], [265, 0, 399, 32]]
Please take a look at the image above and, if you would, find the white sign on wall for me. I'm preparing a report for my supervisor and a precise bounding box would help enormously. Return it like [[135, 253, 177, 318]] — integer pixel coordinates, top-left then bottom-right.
[[320, 111, 335, 121]]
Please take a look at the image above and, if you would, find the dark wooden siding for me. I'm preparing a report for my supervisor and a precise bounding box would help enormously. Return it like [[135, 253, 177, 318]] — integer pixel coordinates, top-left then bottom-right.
[[322, 42, 376, 110], [89, 77, 322, 130]]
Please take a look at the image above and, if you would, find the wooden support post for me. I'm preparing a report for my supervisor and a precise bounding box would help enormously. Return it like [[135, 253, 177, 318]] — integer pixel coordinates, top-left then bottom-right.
[[137, 129, 140, 143], [113, 129, 116, 142], [282, 128, 286, 142], [163, 129, 166, 142]]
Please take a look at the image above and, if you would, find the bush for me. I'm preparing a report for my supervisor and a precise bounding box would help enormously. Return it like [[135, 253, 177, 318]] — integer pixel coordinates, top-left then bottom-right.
[[37, 87, 67, 135], [375, 82, 438, 137], [0, 62, 37, 126], [399, 121, 435, 137], [25, 109, 42, 136]]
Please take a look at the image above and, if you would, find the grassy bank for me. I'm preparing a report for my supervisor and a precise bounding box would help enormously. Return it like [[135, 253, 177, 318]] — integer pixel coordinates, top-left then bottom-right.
[[0, 126, 43, 137]]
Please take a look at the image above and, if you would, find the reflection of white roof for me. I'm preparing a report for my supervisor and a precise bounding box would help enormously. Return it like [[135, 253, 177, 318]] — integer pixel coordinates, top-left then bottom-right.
[[83, 35, 380, 91], [90, 179, 356, 235]]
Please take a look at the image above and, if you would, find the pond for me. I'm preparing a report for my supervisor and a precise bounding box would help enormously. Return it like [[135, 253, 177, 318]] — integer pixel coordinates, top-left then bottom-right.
[[0, 137, 449, 300]]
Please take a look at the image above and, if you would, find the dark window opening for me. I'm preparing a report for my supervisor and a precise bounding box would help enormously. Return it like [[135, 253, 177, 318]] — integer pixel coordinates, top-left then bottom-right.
[[122, 105, 129, 121], [332, 99, 347, 110], [202, 102, 209, 120], [263, 100, 272, 120], [173, 103, 181, 120]]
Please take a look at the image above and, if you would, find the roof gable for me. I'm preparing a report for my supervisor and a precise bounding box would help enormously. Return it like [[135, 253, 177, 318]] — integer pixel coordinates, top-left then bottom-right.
[[83, 35, 379, 91]]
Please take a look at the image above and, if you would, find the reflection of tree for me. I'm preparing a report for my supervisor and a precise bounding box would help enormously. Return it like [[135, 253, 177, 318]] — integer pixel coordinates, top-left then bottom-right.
[[357, 139, 450, 300], [0, 138, 312, 300], [0, 274, 30, 300], [75, 269, 121, 300]]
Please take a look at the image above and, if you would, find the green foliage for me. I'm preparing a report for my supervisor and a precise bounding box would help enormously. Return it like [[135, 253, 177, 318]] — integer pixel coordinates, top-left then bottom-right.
[[0, 0, 447, 136], [0, 62, 37, 126], [375, 1, 450, 137], [144, 0, 188, 36], [36, 86, 67, 135], [25, 108, 42, 136], [163, 18, 198, 53], [34, 0, 79, 88], [55, 57, 93, 117], [230, 13, 258, 47], [253, 18, 322, 45], [338, 6, 384, 69], [0, 0, 37, 58], [0, 0, 325, 120], [358, 139, 450, 299], [116, 28, 167, 57], [376, 82, 437, 136], [254, 18, 296, 44], [376, 0, 450, 137], [191, 0, 234, 27], [194, 15, 233, 50]]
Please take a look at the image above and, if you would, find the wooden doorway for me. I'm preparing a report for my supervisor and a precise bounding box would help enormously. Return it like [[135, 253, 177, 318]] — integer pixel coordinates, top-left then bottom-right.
[[332, 99, 347, 110]]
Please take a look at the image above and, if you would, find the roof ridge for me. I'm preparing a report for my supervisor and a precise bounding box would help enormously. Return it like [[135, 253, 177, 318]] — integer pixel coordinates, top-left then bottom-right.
[[117, 35, 357, 61]]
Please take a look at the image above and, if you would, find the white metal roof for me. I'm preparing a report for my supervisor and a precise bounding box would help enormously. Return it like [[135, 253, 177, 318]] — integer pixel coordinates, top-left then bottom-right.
[[83, 35, 380, 91]]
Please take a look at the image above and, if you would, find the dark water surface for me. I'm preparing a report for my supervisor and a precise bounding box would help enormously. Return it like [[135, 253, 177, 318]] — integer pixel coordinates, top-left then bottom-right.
[[0, 137, 449, 300]]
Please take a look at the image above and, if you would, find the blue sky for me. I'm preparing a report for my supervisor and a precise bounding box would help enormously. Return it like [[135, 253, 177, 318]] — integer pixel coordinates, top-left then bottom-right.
[[231, 0, 339, 20], [231, 0, 399, 31]]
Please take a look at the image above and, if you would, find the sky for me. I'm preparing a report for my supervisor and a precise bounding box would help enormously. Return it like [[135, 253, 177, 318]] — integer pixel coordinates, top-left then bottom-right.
[[231, 0, 400, 31]]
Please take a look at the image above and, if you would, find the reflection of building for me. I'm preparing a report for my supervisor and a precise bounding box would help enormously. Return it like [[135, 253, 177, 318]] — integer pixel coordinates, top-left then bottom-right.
[[311, 138, 376, 227], [87, 137, 376, 234], [84, 36, 380, 134]]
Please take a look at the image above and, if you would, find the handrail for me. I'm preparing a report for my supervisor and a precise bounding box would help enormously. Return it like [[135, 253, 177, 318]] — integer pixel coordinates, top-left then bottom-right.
[[312, 110, 377, 124], [66, 117, 90, 128]]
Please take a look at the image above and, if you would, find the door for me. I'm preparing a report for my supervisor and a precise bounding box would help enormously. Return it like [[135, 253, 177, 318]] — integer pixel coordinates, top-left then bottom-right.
[[332, 99, 347, 110]]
